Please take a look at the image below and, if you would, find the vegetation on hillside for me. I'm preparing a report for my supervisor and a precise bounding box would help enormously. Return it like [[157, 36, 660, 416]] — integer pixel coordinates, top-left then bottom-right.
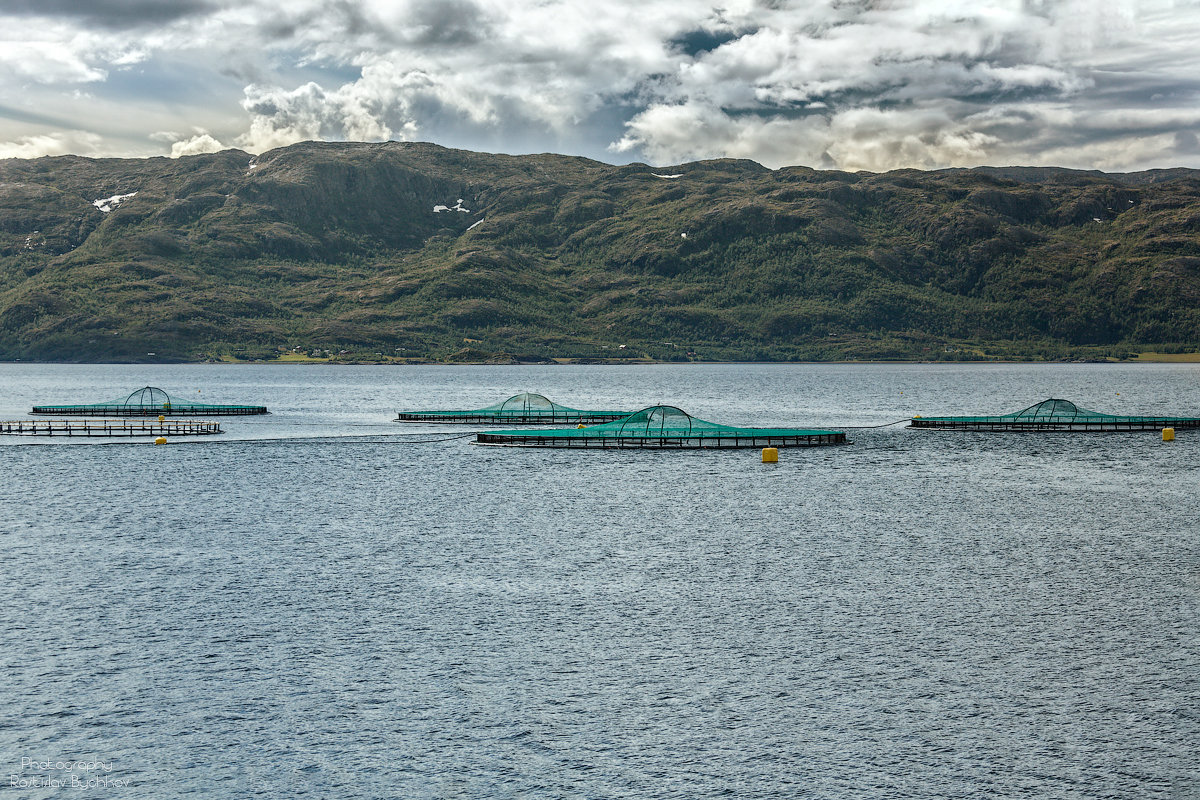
[[1, 141, 1198, 362]]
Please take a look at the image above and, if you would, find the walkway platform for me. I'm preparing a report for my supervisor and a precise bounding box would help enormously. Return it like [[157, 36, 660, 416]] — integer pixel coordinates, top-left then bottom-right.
[[1, 419, 223, 436]]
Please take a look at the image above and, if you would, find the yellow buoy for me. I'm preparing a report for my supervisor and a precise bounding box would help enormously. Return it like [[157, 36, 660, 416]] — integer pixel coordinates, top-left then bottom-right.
[[762, 447, 778, 463], [154, 436, 167, 445], [1162, 427, 1175, 442], [158, 414, 165, 422]]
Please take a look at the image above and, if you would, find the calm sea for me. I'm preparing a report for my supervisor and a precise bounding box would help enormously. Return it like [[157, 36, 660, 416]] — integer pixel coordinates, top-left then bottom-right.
[[1, 363, 1197, 799]]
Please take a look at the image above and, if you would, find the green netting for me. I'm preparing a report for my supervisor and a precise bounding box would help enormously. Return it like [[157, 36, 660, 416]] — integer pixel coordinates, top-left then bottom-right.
[[476, 405, 847, 448], [911, 398, 1200, 430], [31, 386, 268, 416], [396, 392, 631, 424]]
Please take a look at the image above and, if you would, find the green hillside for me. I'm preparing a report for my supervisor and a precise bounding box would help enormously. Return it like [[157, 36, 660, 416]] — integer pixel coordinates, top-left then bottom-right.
[[2, 141, 1198, 362]]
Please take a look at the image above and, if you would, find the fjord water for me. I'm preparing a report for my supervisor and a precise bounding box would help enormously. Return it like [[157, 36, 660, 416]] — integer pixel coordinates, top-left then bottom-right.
[[1, 362, 1197, 799]]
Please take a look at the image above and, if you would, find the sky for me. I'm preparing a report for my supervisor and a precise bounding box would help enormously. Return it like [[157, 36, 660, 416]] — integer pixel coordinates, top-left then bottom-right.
[[1, 0, 1199, 171]]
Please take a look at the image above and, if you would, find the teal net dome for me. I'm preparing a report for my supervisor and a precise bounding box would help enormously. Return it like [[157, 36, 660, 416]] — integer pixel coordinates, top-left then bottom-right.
[[396, 393, 631, 424], [483, 393, 559, 413], [911, 397, 1200, 431], [122, 386, 173, 410], [31, 386, 268, 416], [476, 405, 846, 448], [612, 405, 709, 437]]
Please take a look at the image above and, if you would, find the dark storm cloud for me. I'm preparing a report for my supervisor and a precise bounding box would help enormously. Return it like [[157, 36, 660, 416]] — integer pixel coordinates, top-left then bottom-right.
[[2, 0, 218, 29], [259, 1, 377, 44], [404, 0, 489, 46]]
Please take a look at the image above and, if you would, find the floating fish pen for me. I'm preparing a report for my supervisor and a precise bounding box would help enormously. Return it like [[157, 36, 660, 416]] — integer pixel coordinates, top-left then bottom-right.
[[1, 418, 222, 437], [31, 386, 267, 416], [396, 392, 631, 424], [910, 398, 1200, 432], [476, 405, 847, 449]]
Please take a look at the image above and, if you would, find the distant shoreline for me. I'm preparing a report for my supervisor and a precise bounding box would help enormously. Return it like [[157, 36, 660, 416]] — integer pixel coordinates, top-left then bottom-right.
[[4, 353, 1199, 367]]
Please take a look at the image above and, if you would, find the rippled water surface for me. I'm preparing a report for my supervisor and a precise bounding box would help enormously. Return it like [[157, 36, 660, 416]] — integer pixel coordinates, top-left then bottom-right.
[[1, 363, 1198, 798]]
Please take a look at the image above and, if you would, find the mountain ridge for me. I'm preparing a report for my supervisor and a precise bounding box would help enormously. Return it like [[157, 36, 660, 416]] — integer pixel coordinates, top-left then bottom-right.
[[2, 141, 1198, 362]]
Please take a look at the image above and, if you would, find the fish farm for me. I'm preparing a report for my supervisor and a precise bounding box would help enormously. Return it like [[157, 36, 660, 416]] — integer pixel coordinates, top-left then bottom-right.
[[476, 405, 847, 449], [0, 419, 223, 436], [31, 386, 268, 416], [396, 392, 632, 424], [909, 398, 1200, 431]]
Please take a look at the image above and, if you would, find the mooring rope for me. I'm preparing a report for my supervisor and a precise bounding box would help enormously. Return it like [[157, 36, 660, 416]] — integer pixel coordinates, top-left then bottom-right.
[[222, 431, 482, 445], [379, 431, 480, 444], [837, 418, 911, 429], [39, 430, 485, 447]]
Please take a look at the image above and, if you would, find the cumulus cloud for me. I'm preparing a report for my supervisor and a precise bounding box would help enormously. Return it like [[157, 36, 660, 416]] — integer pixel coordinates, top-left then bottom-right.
[[825, 108, 1001, 173], [608, 0, 1200, 169], [1, 0, 1200, 170], [0, 130, 103, 158], [236, 67, 415, 153], [169, 132, 228, 157]]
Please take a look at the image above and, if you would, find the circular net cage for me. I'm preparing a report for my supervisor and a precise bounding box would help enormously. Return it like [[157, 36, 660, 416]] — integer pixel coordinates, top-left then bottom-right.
[[31, 386, 268, 416], [476, 405, 847, 448], [911, 397, 1200, 430], [396, 392, 631, 424]]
